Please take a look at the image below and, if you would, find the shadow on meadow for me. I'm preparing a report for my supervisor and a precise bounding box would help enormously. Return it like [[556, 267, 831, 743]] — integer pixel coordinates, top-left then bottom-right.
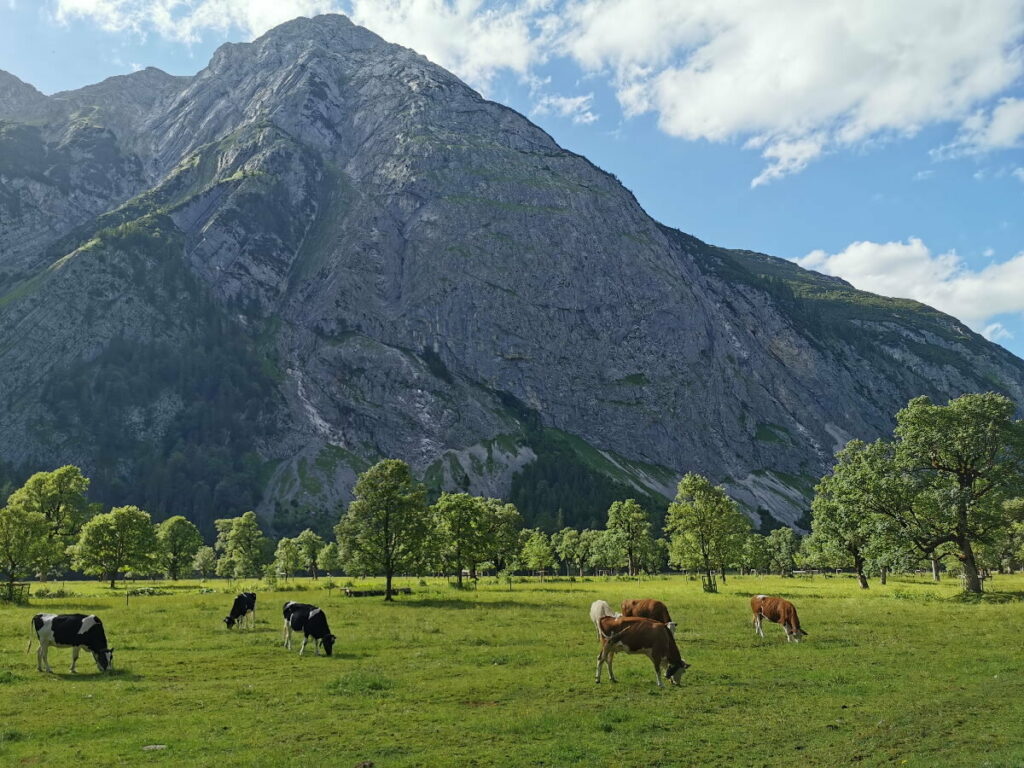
[[393, 597, 578, 611], [42, 669, 143, 682]]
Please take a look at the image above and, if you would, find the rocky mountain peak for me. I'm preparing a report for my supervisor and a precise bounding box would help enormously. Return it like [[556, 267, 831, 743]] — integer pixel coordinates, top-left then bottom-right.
[[0, 14, 1022, 536]]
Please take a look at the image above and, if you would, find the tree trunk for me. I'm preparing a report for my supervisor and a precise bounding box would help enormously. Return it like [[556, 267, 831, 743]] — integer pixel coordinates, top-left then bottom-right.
[[854, 554, 869, 589], [109, 576, 116, 589], [719, 565, 727, 584], [958, 538, 983, 594], [385, 572, 394, 601], [456, 568, 463, 588], [880, 566, 888, 585], [931, 558, 941, 581]]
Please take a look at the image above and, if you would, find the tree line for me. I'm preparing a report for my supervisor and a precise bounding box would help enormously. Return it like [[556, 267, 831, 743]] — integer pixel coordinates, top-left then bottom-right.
[[2, 392, 1022, 598]]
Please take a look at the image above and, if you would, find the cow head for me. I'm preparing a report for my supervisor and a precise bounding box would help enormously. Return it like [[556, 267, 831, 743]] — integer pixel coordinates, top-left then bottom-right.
[[784, 623, 806, 642], [665, 660, 690, 685], [224, 616, 237, 629], [322, 634, 337, 656], [93, 648, 114, 672]]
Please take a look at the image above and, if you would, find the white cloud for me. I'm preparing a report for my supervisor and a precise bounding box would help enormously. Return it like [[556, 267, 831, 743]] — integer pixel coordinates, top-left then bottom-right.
[[937, 97, 1024, 156], [55, 0, 342, 42], [532, 91, 596, 124], [559, 0, 1024, 184], [49, 0, 1024, 184], [1013, 167, 1024, 182], [984, 322, 1014, 341], [347, 0, 556, 91], [796, 237, 1024, 332]]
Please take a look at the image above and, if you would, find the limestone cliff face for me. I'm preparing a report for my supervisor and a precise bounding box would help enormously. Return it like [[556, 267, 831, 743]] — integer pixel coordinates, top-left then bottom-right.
[[1, 14, 1022, 533]]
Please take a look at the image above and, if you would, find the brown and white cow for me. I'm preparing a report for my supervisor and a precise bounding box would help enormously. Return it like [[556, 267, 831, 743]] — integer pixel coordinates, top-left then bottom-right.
[[621, 598, 677, 635], [751, 594, 807, 642], [595, 615, 689, 687]]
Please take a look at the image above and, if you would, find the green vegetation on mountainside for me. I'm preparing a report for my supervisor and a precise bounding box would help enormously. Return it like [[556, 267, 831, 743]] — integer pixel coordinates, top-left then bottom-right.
[[31, 217, 280, 537]]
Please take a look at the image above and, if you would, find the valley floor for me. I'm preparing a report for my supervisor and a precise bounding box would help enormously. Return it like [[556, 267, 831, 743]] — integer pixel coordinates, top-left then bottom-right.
[[1, 573, 1022, 767]]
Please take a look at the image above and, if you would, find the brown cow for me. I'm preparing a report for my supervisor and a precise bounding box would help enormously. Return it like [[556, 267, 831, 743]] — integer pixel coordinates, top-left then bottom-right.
[[595, 615, 690, 687], [621, 599, 677, 635], [751, 595, 807, 642]]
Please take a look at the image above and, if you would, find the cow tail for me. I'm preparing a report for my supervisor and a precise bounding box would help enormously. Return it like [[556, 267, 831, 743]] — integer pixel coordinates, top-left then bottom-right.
[[26, 619, 34, 653]]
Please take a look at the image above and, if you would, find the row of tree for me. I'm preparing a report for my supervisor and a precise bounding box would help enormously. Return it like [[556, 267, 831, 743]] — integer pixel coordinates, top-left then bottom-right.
[[2, 393, 1021, 597]]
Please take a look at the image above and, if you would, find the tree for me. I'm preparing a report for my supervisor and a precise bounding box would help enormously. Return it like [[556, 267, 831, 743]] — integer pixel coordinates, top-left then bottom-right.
[[588, 528, 625, 573], [606, 499, 653, 576], [274, 538, 302, 581], [156, 516, 203, 580], [810, 441, 886, 588], [553, 528, 584, 576], [432, 493, 488, 587], [316, 542, 341, 576], [521, 529, 555, 579], [294, 528, 326, 579], [577, 528, 602, 575], [479, 498, 523, 573], [214, 511, 269, 579], [664, 473, 749, 589], [192, 546, 218, 580], [0, 505, 51, 596], [765, 527, 801, 576], [71, 506, 159, 587], [893, 393, 1024, 593], [6, 465, 95, 572], [739, 533, 770, 574], [335, 459, 429, 600]]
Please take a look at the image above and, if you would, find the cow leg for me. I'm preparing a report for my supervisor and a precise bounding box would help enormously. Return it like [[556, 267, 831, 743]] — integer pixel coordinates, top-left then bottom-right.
[[39, 642, 52, 673], [71, 646, 80, 673], [783, 623, 792, 642], [299, 636, 308, 656], [754, 615, 764, 637], [313, 638, 321, 657], [595, 649, 605, 683], [36, 642, 46, 672], [606, 651, 617, 683], [651, 656, 664, 688], [283, 621, 292, 649]]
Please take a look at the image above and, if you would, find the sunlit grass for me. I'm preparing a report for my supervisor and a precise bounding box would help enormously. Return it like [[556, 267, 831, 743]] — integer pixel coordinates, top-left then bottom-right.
[[2, 572, 1023, 767]]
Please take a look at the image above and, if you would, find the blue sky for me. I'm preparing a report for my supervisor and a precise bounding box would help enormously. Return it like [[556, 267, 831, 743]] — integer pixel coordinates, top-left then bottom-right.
[[3, 1, 1024, 358]]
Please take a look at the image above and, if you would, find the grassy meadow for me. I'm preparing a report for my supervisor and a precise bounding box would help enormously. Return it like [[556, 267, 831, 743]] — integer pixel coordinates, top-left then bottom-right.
[[2, 572, 1023, 767]]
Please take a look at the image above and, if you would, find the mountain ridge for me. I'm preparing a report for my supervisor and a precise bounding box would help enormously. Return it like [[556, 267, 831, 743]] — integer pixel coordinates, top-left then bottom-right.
[[1, 13, 1022, 536]]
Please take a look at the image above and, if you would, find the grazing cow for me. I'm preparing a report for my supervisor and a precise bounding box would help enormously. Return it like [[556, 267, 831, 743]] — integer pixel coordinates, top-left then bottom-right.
[[28, 614, 113, 673], [751, 595, 807, 642], [595, 615, 689, 687], [589, 599, 620, 640], [282, 601, 336, 656], [224, 592, 257, 629], [621, 598, 677, 635]]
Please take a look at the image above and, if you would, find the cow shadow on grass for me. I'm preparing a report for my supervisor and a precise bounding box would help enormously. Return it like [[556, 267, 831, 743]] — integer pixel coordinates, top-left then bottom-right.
[[48, 669, 143, 682]]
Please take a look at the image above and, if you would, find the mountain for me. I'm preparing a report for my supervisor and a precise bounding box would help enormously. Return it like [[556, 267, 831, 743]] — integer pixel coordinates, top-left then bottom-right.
[[2, 14, 1022, 536]]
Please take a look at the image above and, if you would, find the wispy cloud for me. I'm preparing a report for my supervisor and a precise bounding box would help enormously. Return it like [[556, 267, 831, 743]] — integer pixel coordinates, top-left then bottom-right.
[[796, 237, 1024, 334], [533, 92, 597, 124]]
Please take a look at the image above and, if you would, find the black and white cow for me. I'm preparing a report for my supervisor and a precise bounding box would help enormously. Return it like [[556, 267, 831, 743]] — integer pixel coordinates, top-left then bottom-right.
[[28, 613, 113, 673], [282, 601, 336, 656], [224, 592, 257, 629]]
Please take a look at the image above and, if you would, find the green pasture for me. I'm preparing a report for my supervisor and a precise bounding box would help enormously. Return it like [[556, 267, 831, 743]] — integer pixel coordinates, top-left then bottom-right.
[[1, 573, 1023, 767]]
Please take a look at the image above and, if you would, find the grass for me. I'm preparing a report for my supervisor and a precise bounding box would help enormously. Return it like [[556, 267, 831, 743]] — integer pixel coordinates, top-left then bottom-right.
[[2, 574, 1024, 767]]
